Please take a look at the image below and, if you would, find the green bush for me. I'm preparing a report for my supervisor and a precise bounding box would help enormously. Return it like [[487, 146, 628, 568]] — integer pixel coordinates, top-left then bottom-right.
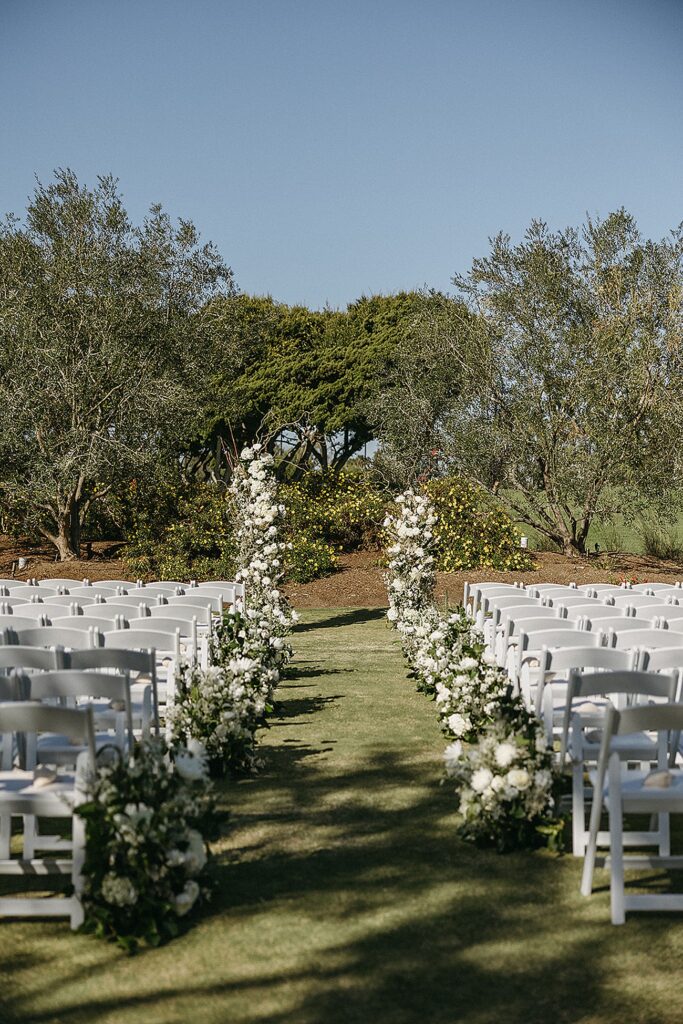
[[285, 536, 338, 584], [283, 467, 386, 552], [426, 478, 534, 572], [638, 520, 683, 562], [123, 485, 237, 582]]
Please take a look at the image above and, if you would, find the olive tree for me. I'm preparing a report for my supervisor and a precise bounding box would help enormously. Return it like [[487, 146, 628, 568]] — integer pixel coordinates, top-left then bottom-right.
[[377, 212, 683, 555], [0, 170, 233, 559]]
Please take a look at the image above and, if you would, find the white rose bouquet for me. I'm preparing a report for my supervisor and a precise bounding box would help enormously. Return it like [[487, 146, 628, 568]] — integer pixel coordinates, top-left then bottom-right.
[[77, 737, 215, 952], [443, 695, 562, 851]]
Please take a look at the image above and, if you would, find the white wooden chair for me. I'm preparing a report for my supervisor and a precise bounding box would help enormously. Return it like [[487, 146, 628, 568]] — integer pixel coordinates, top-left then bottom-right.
[[464, 582, 523, 619], [0, 616, 48, 632], [0, 702, 95, 927], [104, 628, 180, 715], [611, 628, 682, 651], [581, 702, 683, 923], [3, 626, 103, 650], [497, 610, 575, 671], [561, 669, 677, 857], [67, 647, 158, 736]]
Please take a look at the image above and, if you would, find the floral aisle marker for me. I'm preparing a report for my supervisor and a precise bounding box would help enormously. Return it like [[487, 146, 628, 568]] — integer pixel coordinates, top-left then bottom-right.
[[168, 443, 296, 775], [77, 737, 216, 953], [383, 490, 562, 853], [384, 488, 438, 659]]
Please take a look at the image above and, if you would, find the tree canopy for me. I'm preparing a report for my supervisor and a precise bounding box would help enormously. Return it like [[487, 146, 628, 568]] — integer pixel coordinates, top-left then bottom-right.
[[0, 169, 233, 558]]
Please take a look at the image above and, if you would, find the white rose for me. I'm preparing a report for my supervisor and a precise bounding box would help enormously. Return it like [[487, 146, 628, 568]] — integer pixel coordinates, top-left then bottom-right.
[[471, 768, 493, 793], [183, 829, 207, 876], [447, 713, 469, 738], [494, 742, 517, 768], [172, 880, 200, 917], [507, 768, 531, 791]]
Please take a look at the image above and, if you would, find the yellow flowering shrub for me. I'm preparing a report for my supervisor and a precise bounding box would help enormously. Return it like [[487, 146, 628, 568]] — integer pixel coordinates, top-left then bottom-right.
[[286, 536, 338, 583], [426, 478, 535, 572], [283, 468, 386, 552]]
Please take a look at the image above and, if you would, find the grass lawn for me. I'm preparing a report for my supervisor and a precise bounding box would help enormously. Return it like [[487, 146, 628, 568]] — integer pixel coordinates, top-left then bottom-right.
[[3, 608, 683, 1023]]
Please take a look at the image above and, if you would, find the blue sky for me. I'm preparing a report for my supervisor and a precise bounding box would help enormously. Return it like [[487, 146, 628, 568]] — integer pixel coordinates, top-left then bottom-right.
[[1, 0, 681, 308]]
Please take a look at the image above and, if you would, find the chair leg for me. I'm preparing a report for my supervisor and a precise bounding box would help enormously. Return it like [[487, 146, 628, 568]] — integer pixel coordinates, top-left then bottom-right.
[[22, 814, 37, 860], [609, 788, 626, 925], [70, 806, 86, 930], [0, 814, 10, 860], [572, 763, 586, 856], [658, 812, 670, 857]]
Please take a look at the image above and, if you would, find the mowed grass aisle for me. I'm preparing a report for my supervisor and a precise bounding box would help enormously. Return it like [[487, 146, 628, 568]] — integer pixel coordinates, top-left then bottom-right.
[[3, 609, 683, 1023]]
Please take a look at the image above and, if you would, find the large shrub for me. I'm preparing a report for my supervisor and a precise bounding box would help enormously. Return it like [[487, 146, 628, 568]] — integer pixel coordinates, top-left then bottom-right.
[[283, 467, 386, 552], [426, 478, 534, 572], [123, 485, 237, 581]]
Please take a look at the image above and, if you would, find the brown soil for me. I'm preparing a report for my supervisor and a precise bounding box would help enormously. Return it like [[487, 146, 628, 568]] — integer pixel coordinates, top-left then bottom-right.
[[4, 537, 683, 608], [285, 549, 683, 608]]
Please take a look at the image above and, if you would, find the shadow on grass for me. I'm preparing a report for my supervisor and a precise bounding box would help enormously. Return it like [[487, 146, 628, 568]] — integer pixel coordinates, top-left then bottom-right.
[[294, 608, 387, 632]]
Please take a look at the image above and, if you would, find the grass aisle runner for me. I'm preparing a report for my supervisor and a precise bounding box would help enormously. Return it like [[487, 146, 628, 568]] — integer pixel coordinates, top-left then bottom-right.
[[3, 608, 683, 1023]]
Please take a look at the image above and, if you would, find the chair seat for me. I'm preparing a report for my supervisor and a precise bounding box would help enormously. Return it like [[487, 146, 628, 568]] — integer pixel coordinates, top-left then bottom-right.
[[589, 767, 683, 809], [574, 732, 658, 765], [0, 770, 76, 814], [36, 732, 125, 765]]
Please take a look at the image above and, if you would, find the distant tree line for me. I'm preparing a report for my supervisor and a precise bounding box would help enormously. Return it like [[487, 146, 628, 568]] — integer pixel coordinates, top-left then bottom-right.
[[0, 170, 681, 559]]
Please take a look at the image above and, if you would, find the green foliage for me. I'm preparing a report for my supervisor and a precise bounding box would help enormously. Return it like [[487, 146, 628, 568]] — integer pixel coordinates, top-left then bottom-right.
[[638, 519, 683, 562], [426, 478, 534, 571], [286, 535, 338, 583], [281, 468, 388, 583], [198, 291, 429, 477], [284, 468, 387, 552], [123, 485, 236, 581]]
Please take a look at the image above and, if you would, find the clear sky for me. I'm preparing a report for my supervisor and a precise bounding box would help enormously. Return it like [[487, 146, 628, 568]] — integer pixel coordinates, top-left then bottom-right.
[[1, 0, 681, 309]]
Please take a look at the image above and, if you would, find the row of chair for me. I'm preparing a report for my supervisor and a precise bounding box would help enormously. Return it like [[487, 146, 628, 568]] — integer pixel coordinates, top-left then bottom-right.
[[0, 576, 245, 926], [466, 578, 683, 923]]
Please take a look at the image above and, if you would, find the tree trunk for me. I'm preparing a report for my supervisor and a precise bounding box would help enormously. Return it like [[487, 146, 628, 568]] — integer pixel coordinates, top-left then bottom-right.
[[53, 520, 79, 561], [562, 536, 585, 557]]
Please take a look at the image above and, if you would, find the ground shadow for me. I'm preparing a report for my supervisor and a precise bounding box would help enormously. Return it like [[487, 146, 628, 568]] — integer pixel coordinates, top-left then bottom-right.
[[295, 608, 387, 632]]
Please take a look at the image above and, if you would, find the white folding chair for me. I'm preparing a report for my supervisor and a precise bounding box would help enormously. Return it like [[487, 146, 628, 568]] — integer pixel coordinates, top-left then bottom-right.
[[561, 669, 677, 857], [4, 626, 102, 650], [0, 616, 47, 632], [581, 702, 683, 923], [610, 628, 681, 651], [67, 648, 157, 736], [87, 580, 135, 589], [96, 597, 153, 613], [498, 611, 576, 673], [167, 594, 223, 615], [129, 616, 199, 666], [0, 702, 95, 927], [464, 582, 523, 618], [67, 585, 127, 600], [484, 596, 548, 648], [582, 615, 660, 632], [630, 583, 677, 595], [104, 628, 180, 713], [611, 594, 670, 610]]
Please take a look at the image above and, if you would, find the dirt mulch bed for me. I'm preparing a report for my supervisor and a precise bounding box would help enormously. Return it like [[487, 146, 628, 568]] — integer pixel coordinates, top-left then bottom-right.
[[3, 537, 683, 608], [286, 549, 683, 608]]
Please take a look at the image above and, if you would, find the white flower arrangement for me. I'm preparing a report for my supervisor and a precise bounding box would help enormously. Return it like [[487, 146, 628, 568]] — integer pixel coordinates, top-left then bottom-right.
[[443, 700, 559, 852], [77, 737, 215, 952], [168, 658, 269, 774], [383, 488, 438, 659], [169, 444, 298, 775], [230, 443, 298, 643]]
